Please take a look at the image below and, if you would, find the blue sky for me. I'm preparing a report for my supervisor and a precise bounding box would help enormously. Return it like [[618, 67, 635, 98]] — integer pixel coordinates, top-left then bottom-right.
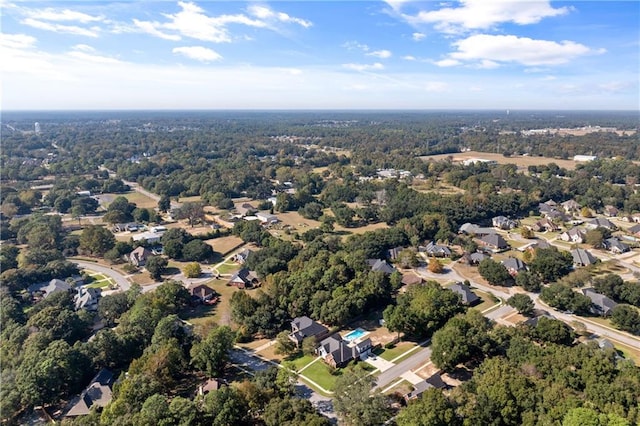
[[1, 1, 638, 110]]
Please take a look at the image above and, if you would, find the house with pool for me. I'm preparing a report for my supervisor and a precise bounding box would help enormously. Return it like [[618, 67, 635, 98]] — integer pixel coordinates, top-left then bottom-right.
[[316, 328, 373, 368]]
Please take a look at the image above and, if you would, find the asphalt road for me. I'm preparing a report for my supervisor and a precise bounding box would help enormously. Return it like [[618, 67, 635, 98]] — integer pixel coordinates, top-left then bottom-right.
[[72, 259, 131, 291], [374, 342, 432, 390]]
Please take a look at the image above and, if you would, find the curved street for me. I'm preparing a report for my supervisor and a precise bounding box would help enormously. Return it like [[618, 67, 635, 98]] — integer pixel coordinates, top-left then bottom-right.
[[71, 259, 132, 292]]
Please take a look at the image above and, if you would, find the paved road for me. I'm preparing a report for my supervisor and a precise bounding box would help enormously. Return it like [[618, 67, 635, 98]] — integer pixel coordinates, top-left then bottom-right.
[[374, 342, 432, 390], [72, 260, 131, 291]]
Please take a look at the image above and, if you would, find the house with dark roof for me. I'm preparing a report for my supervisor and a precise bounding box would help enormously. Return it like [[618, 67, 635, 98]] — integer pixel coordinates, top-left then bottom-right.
[[387, 246, 406, 261], [405, 373, 447, 400], [227, 268, 260, 289], [492, 216, 518, 230], [317, 334, 372, 368], [289, 316, 329, 345], [449, 282, 480, 305], [189, 284, 218, 304], [603, 205, 619, 217], [129, 246, 153, 267], [582, 288, 618, 316], [603, 238, 630, 254], [522, 312, 555, 327], [571, 249, 597, 267], [198, 378, 225, 396], [478, 233, 509, 251], [367, 259, 396, 275], [422, 241, 452, 258], [501, 257, 527, 276], [65, 369, 114, 417], [468, 252, 489, 265], [628, 223, 640, 237], [587, 218, 616, 230]]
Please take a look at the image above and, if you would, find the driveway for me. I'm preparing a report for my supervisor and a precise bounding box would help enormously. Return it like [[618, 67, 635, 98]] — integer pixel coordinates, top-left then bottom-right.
[[364, 354, 395, 372], [374, 342, 432, 390]]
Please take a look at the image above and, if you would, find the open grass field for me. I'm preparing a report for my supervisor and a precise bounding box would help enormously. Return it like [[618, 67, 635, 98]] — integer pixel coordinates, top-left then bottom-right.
[[300, 359, 338, 391], [123, 191, 158, 209], [286, 354, 318, 372], [204, 236, 245, 256], [421, 151, 580, 171], [274, 211, 322, 231], [470, 290, 501, 313]]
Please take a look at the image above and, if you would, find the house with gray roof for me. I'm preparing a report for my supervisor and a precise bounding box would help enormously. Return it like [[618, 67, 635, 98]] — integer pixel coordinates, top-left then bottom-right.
[[492, 216, 518, 230], [468, 252, 489, 265], [75, 287, 100, 311], [560, 227, 587, 243], [65, 369, 114, 417], [587, 218, 616, 230], [405, 373, 447, 400], [423, 241, 452, 258], [501, 257, 527, 276], [571, 249, 597, 267], [582, 288, 618, 316], [129, 246, 153, 267], [478, 233, 509, 251], [367, 259, 396, 275], [289, 316, 329, 345], [449, 282, 480, 305], [604, 238, 630, 254], [42, 279, 73, 298], [628, 223, 640, 237], [228, 268, 260, 289], [561, 199, 581, 214], [317, 334, 372, 368]]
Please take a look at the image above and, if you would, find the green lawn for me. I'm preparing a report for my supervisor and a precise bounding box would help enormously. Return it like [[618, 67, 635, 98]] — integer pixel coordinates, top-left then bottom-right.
[[287, 354, 317, 371], [471, 290, 501, 313], [86, 279, 113, 289], [378, 341, 417, 362], [300, 360, 339, 391], [216, 263, 240, 275]]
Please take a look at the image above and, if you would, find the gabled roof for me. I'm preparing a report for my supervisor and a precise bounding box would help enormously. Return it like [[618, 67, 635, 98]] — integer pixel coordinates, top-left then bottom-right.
[[571, 249, 597, 266], [449, 282, 480, 305], [588, 218, 615, 229], [604, 238, 629, 252], [367, 259, 396, 274], [290, 316, 328, 343], [65, 369, 114, 417], [231, 268, 260, 283], [130, 246, 152, 261], [74, 287, 100, 310], [401, 272, 423, 286], [42, 279, 72, 298], [189, 284, 215, 299], [479, 233, 508, 249], [582, 288, 618, 314], [629, 224, 640, 235], [469, 252, 489, 263], [501, 257, 526, 272], [425, 241, 451, 256]]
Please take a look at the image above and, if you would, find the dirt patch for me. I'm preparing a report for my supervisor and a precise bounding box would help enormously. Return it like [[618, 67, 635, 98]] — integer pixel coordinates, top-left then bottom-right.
[[415, 363, 440, 379]]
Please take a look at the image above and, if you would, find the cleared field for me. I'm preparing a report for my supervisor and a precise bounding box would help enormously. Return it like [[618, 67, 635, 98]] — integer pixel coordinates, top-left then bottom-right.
[[205, 236, 244, 256], [122, 191, 158, 209], [274, 211, 322, 230], [421, 151, 580, 171]]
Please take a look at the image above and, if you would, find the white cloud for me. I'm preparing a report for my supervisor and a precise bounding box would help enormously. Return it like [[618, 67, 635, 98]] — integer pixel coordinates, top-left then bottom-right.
[[133, 19, 182, 41], [449, 34, 600, 66], [247, 5, 312, 28], [402, 0, 570, 34], [0, 33, 37, 49], [367, 49, 392, 59], [403, 55, 416, 61], [21, 18, 100, 37], [25, 8, 103, 23], [133, 1, 310, 43], [172, 46, 222, 62], [342, 62, 384, 71], [425, 81, 448, 92], [476, 59, 500, 69], [412, 32, 426, 41], [434, 58, 461, 67], [72, 44, 95, 52]]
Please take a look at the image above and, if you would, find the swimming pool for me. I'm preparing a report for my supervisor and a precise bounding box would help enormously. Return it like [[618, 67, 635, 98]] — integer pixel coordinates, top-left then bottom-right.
[[344, 328, 369, 342]]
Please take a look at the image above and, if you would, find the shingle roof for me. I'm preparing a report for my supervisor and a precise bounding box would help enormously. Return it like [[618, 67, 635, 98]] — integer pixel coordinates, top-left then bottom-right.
[[449, 282, 480, 305]]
